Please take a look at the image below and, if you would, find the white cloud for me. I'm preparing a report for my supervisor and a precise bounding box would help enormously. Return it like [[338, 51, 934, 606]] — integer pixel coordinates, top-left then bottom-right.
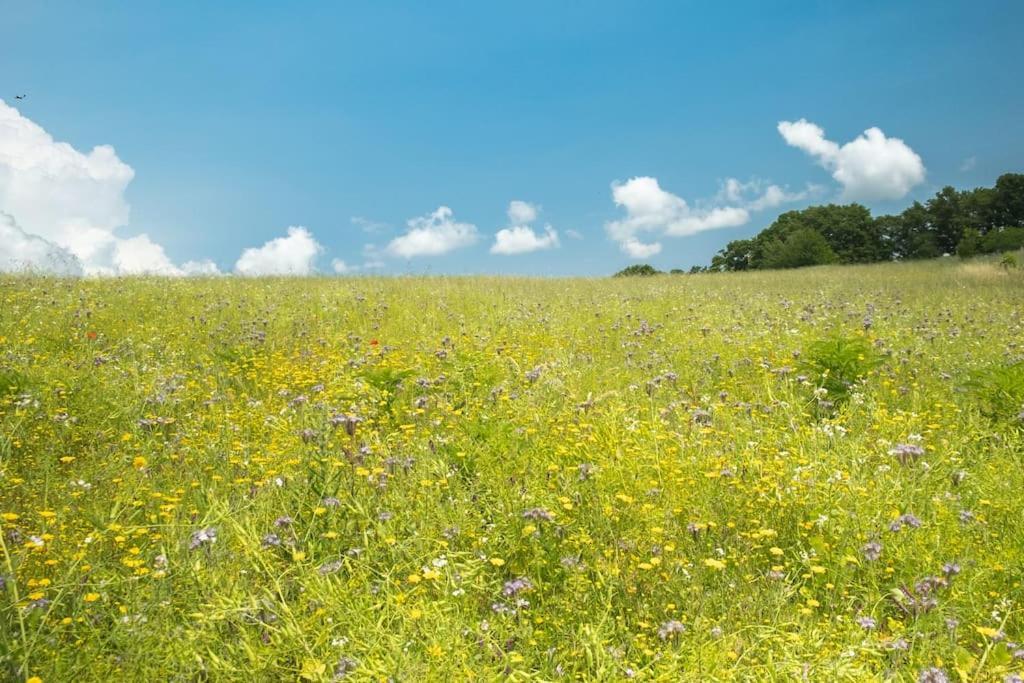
[[778, 118, 925, 200], [716, 177, 819, 211], [605, 176, 751, 256], [960, 156, 976, 172], [0, 212, 84, 275], [620, 238, 662, 259], [235, 226, 323, 275], [386, 206, 477, 258], [565, 229, 584, 240], [507, 200, 539, 225], [331, 258, 354, 274], [0, 99, 216, 276], [490, 200, 560, 255], [491, 225, 559, 255], [351, 216, 388, 234], [181, 259, 222, 276], [113, 234, 184, 275]]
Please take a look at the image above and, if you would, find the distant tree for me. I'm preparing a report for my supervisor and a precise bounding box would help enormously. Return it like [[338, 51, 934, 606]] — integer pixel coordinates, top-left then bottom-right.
[[981, 226, 1024, 253], [688, 265, 707, 274], [992, 173, 1024, 227], [957, 228, 982, 259], [613, 264, 660, 277], [700, 172, 1023, 270], [760, 228, 837, 269], [710, 239, 753, 271]]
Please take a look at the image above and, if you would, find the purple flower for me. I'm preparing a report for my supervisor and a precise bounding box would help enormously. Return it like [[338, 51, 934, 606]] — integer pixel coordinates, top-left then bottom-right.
[[502, 577, 533, 597], [862, 541, 882, 562], [856, 616, 877, 630], [889, 443, 925, 465], [189, 527, 217, 550], [918, 668, 949, 683], [522, 508, 554, 522], [657, 620, 687, 640]]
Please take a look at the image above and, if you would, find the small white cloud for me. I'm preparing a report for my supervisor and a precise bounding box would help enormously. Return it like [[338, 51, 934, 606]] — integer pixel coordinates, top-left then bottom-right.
[[620, 237, 662, 259], [331, 258, 354, 274], [491, 225, 559, 255], [490, 200, 560, 255], [113, 234, 184, 276], [716, 177, 818, 211], [0, 212, 83, 275], [507, 200, 539, 225], [386, 206, 478, 258], [181, 259, 221, 276], [235, 226, 323, 275], [778, 118, 925, 200], [960, 156, 977, 172], [351, 216, 388, 234], [565, 229, 584, 240], [605, 176, 750, 256]]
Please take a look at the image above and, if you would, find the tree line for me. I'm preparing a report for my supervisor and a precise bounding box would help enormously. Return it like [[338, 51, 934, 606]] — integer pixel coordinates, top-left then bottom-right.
[[701, 173, 1024, 271]]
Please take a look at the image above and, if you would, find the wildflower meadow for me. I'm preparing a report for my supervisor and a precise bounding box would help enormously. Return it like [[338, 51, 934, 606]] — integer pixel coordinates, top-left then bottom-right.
[[2, 258, 1023, 681]]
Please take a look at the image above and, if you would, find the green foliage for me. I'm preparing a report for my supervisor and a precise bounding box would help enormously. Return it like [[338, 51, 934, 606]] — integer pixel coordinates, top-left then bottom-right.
[[1001, 252, 1020, 269], [964, 361, 1024, 425], [956, 228, 982, 259], [613, 263, 660, 277], [800, 335, 884, 402], [761, 228, 838, 269], [708, 172, 1024, 270], [982, 227, 1024, 253]]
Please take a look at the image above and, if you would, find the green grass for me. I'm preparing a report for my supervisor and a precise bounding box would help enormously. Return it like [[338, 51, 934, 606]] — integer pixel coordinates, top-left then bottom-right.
[[1, 259, 1023, 681]]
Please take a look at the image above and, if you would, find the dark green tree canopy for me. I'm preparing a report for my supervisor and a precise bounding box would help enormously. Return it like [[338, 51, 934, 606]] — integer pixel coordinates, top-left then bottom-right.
[[706, 173, 1024, 271]]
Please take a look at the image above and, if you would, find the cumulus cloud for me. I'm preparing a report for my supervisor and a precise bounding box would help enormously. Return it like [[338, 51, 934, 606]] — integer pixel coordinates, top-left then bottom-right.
[[181, 259, 222, 276], [506, 200, 539, 225], [620, 237, 662, 259], [386, 206, 478, 258], [491, 225, 559, 255], [235, 226, 323, 275], [605, 176, 750, 257], [0, 99, 212, 276], [0, 212, 84, 275], [490, 200, 560, 255], [778, 119, 925, 200], [717, 177, 819, 211]]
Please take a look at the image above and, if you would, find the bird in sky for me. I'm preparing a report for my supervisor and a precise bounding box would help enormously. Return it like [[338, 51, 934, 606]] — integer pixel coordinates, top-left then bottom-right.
[[14, 94, 27, 100]]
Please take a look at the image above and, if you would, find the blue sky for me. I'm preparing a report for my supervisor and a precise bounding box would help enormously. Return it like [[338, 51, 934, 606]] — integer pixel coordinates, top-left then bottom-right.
[[2, 1, 1023, 275]]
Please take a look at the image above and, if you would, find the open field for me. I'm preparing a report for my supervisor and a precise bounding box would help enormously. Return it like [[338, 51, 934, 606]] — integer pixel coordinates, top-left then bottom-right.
[[1, 259, 1023, 681]]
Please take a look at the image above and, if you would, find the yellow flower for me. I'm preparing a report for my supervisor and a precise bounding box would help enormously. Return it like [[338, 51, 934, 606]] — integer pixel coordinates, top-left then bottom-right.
[[84, 593, 101, 603], [488, 557, 506, 567], [132, 456, 147, 469], [407, 573, 422, 584], [704, 558, 726, 570]]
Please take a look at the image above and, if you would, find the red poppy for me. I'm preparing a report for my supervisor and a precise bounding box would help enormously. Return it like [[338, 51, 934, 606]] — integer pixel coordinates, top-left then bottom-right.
[[370, 339, 379, 346], [86, 331, 98, 341]]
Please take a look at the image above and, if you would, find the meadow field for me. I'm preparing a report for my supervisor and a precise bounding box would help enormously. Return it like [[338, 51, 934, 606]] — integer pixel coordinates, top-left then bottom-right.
[[1, 259, 1023, 681]]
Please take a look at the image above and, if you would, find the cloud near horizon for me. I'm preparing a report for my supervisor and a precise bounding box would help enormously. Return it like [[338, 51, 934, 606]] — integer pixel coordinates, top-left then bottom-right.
[[778, 118, 925, 200], [386, 206, 478, 258], [490, 201, 560, 255], [0, 99, 194, 275], [235, 226, 323, 275]]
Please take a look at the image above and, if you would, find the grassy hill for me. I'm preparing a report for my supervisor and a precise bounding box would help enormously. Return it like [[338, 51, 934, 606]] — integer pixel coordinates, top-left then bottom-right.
[[1, 259, 1023, 680]]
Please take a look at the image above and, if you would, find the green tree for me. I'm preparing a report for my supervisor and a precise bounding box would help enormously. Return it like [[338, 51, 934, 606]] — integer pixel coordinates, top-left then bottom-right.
[[992, 173, 1024, 228], [710, 239, 753, 271], [761, 228, 838, 269], [957, 228, 982, 258], [613, 264, 660, 277], [981, 227, 1024, 253]]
